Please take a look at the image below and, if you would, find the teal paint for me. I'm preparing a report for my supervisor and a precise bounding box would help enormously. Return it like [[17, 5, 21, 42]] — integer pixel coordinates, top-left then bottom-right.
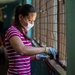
[[26, 0, 32, 4], [0, 1, 19, 32], [66, 0, 75, 75], [19, 0, 26, 5], [19, 0, 23, 5]]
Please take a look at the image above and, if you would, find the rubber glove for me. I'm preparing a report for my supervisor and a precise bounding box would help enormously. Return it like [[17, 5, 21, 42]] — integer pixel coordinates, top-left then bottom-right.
[[36, 53, 50, 60], [45, 47, 58, 59]]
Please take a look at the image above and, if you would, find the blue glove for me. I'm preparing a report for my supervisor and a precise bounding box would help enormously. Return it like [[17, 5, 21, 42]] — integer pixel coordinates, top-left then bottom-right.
[[36, 53, 50, 60], [46, 47, 58, 59]]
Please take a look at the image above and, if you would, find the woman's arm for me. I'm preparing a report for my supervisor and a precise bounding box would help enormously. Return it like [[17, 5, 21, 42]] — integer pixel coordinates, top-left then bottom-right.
[[10, 36, 45, 56]]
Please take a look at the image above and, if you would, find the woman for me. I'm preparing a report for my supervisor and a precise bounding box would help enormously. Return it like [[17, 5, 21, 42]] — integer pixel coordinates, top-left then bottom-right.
[[5, 4, 50, 75]]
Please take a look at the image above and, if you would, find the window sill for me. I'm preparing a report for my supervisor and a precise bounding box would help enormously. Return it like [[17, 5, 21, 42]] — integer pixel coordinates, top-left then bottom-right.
[[44, 58, 66, 75]]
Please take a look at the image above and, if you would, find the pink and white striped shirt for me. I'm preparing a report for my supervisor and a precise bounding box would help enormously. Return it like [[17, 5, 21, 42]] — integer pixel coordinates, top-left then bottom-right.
[[5, 25, 32, 75]]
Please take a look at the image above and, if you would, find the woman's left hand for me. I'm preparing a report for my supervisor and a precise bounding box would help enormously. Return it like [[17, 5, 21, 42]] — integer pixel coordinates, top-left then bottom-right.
[[35, 53, 50, 60]]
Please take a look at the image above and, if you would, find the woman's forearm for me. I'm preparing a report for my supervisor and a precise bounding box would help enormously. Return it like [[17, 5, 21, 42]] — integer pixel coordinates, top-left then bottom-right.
[[21, 46, 45, 56]]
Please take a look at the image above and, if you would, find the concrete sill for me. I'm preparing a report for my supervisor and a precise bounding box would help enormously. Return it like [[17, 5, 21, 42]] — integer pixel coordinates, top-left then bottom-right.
[[45, 58, 66, 75]]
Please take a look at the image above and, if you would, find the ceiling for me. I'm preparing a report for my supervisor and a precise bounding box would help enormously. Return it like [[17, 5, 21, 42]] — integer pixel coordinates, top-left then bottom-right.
[[0, 0, 18, 4]]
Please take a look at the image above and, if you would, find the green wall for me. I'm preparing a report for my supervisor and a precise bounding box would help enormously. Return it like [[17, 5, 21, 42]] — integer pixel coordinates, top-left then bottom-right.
[[26, 0, 32, 4], [66, 0, 75, 75], [0, 1, 19, 32]]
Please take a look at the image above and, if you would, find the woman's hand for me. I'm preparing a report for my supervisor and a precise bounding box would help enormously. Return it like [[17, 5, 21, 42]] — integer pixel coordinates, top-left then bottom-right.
[[35, 53, 50, 60], [45, 47, 58, 59]]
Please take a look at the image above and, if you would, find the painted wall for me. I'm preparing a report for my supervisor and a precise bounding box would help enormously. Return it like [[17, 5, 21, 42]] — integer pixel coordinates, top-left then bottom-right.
[[0, 1, 19, 33], [66, 0, 75, 75]]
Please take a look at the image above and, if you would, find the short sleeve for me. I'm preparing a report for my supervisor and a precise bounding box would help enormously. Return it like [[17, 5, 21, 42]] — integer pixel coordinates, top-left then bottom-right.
[[6, 26, 20, 40]]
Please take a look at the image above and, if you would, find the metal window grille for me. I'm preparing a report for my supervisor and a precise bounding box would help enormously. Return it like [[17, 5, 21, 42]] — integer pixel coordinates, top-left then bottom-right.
[[58, 0, 66, 67], [32, 0, 66, 67]]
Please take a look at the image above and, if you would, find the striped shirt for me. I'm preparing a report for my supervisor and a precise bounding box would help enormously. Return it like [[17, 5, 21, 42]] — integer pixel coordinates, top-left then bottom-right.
[[5, 25, 32, 75]]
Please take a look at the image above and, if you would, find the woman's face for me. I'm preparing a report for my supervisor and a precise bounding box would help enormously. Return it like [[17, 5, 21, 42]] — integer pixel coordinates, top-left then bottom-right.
[[24, 13, 37, 24], [19, 12, 37, 27]]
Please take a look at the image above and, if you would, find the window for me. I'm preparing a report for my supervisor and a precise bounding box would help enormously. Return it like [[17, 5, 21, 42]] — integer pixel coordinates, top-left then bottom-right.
[[33, 0, 66, 68]]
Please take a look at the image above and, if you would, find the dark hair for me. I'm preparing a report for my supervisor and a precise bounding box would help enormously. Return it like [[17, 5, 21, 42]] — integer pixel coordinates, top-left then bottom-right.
[[14, 4, 36, 40]]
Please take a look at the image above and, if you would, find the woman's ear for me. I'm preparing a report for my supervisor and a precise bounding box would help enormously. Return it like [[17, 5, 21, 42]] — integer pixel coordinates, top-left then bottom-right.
[[19, 14, 23, 21]]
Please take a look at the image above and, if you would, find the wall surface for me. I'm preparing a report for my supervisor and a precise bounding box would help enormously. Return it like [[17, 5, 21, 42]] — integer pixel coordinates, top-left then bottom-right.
[[66, 0, 75, 75], [0, 1, 19, 32]]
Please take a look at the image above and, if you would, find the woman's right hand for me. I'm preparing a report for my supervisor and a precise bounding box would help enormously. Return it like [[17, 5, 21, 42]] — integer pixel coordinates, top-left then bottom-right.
[[45, 47, 58, 59]]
